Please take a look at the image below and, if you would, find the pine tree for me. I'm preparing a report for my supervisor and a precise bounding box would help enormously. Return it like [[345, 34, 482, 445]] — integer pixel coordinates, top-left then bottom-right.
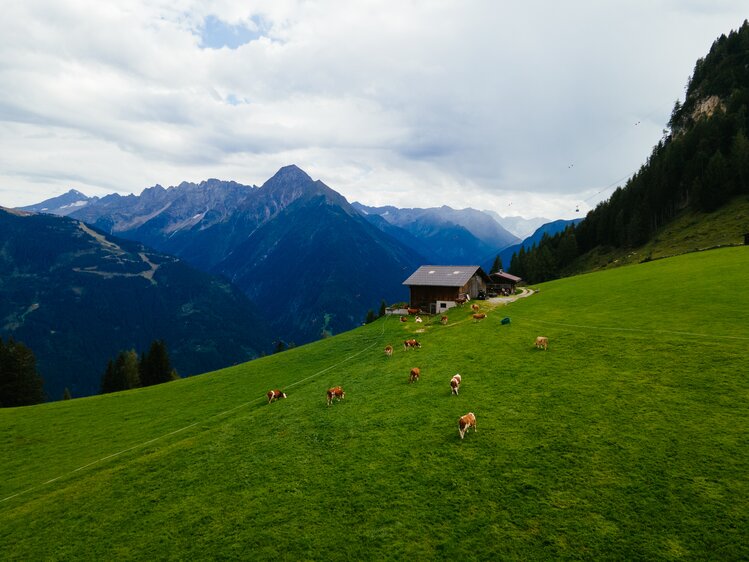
[[62, 388, 72, 400], [0, 337, 45, 407], [139, 340, 176, 387], [365, 309, 377, 324], [118, 350, 141, 389], [378, 300, 387, 317], [490, 255, 503, 274], [101, 359, 117, 394]]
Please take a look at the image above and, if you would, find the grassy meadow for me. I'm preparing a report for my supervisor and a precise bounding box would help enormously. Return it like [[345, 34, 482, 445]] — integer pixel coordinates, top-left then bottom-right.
[[1, 247, 748, 560]]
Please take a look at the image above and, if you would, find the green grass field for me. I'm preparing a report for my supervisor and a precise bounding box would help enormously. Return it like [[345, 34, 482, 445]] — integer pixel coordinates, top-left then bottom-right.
[[2, 247, 748, 560]]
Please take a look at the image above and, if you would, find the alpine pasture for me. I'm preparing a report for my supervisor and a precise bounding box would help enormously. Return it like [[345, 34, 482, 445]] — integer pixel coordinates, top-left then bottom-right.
[[1, 247, 748, 559]]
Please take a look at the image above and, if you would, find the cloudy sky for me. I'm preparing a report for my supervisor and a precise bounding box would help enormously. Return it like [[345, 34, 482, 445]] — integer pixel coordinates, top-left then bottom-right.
[[0, 1, 746, 219]]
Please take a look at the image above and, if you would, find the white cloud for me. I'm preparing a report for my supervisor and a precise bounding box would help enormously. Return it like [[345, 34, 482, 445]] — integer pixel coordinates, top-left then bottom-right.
[[0, 1, 746, 219]]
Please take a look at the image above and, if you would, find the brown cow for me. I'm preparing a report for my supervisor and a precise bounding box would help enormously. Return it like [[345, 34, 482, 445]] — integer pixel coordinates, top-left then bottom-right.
[[384, 345, 393, 357], [471, 303, 480, 313], [403, 339, 421, 350], [400, 316, 408, 323], [326, 386, 345, 406], [267, 389, 287, 404], [455, 296, 467, 306], [450, 374, 461, 395], [409, 367, 420, 383], [440, 316, 448, 325], [472, 313, 486, 321], [458, 412, 477, 439], [535, 336, 549, 350], [407, 307, 420, 315]]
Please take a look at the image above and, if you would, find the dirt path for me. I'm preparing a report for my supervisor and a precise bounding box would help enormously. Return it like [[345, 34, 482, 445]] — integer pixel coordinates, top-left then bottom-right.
[[487, 287, 535, 307]]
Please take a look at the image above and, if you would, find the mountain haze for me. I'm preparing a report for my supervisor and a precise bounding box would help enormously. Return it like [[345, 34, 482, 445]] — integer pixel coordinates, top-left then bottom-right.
[[353, 202, 519, 265], [19, 189, 97, 216]]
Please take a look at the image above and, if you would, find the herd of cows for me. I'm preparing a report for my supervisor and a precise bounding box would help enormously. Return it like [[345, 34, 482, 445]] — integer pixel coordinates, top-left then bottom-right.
[[265, 306, 549, 440]]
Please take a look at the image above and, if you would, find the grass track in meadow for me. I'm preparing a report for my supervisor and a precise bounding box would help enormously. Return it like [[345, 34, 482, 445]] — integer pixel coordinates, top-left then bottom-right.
[[1, 247, 748, 560]]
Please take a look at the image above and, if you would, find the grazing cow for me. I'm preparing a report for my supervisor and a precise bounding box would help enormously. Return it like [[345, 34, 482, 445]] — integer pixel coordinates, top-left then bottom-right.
[[501, 317, 511, 325], [450, 374, 462, 395], [455, 296, 467, 306], [535, 336, 549, 350], [458, 412, 477, 439], [326, 386, 345, 406], [400, 316, 408, 323], [267, 389, 287, 404], [409, 367, 420, 383], [403, 339, 421, 350], [471, 303, 480, 313], [407, 307, 420, 315], [415, 316, 423, 323], [472, 313, 487, 321], [440, 316, 449, 325], [384, 345, 393, 357]]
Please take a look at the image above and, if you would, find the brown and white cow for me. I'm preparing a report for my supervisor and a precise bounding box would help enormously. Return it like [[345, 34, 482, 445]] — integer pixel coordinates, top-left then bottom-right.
[[403, 339, 421, 350], [326, 386, 345, 406], [440, 316, 448, 325], [455, 296, 467, 306], [267, 389, 287, 404], [409, 367, 420, 383], [414, 316, 423, 323], [535, 336, 549, 350], [472, 313, 487, 321], [450, 374, 461, 395], [384, 345, 393, 357], [407, 307, 420, 315], [471, 303, 480, 313], [400, 316, 408, 323], [458, 412, 477, 439]]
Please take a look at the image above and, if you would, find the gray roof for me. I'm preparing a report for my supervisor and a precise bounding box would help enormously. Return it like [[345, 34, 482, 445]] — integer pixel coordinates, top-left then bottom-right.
[[402, 265, 489, 287], [491, 270, 522, 282]]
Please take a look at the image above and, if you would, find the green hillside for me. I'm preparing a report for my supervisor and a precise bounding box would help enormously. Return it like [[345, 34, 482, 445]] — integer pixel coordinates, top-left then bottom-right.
[[2, 247, 748, 559], [570, 193, 749, 273]]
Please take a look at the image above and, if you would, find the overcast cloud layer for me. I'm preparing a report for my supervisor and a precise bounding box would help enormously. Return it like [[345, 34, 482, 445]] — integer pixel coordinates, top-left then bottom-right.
[[0, 1, 746, 219]]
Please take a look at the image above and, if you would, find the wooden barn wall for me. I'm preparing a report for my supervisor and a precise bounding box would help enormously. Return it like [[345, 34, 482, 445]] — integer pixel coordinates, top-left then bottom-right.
[[409, 286, 460, 307], [462, 275, 487, 298]]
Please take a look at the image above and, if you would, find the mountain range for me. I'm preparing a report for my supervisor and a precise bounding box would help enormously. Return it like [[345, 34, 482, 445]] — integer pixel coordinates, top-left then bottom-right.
[[14, 166, 577, 383], [41, 166, 425, 344], [0, 207, 271, 398], [352, 203, 520, 265]]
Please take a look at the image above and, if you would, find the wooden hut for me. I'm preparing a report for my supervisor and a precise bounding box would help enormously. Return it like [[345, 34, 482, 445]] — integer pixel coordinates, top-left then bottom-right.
[[489, 270, 522, 295], [402, 265, 490, 314]]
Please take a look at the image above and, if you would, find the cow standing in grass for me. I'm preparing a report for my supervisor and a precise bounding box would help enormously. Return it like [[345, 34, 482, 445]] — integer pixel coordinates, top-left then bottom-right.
[[267, 389, 287, 404], [327, 386, 345, 406], [403, 339, 421, 350], [409, 367, 420, 383], [384, 345, 393, 357], [458, 412, 476, 439], [535, 336, 549, 350], [440, 316, 448, 325], [450, 374, 461, 395]]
